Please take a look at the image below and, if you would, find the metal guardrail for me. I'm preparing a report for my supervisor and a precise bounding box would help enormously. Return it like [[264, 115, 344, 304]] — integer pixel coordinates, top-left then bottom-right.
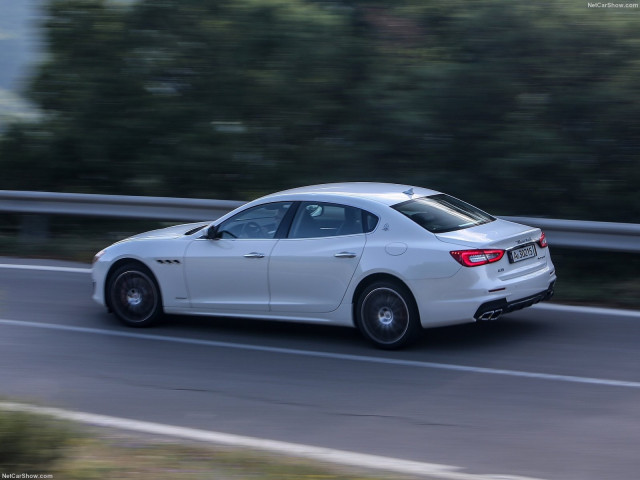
[[0, 190, 243, 222], [501, 216, 640, 253], [1, 190, 639, 252]]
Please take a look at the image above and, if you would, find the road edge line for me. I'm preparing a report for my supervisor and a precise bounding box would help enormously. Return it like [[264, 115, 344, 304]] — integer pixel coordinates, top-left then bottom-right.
[[0, 263, 91, 273], [532, 302, 640, 318], [2, 318, 640, 389]]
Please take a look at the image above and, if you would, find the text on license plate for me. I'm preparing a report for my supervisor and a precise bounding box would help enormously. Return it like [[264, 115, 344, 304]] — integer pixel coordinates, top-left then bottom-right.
[[509, 244, 537, 263]]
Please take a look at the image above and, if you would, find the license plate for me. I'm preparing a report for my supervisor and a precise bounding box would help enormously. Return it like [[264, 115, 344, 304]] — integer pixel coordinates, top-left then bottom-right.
[[508, 244, 537, 263]]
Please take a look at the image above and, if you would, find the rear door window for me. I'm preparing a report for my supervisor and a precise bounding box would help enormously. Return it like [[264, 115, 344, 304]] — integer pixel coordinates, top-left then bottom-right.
[[288, 202, 378, 238]]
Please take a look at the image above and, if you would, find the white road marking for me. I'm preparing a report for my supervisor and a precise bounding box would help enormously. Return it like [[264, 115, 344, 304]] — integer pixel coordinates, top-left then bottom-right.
[[0, 401, 547, 480], [533, 302, 640, 319], [1, 318, 639, 389], [0, 263, 91, 274]]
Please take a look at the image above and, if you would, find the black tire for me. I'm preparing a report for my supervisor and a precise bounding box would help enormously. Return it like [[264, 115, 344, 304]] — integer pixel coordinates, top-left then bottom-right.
[[107, 263, 162, 327], [355, 281, 422, 349]]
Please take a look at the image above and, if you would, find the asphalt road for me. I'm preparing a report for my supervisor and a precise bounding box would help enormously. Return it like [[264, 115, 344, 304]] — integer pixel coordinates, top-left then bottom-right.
[[1, 258, 639, 480]]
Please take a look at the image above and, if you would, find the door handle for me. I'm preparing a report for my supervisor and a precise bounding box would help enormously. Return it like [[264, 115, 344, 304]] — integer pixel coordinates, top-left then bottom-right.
[[334, 252, 357, 258], [244, 252, 265, 258]]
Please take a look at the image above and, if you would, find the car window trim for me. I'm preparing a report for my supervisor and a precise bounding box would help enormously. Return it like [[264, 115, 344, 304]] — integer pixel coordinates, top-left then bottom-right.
[[274, 201, 300, 239], [361, 209, 379, 234]]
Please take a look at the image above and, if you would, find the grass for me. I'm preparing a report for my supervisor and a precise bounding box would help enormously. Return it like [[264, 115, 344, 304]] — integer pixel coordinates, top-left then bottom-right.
[[55, 437, 408, 480], [0, 409, 70, 472], [0, 407, 422, 480]]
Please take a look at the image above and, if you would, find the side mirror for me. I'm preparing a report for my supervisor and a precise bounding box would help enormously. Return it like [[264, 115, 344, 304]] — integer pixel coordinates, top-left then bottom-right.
[[206, 225, 219, 240]]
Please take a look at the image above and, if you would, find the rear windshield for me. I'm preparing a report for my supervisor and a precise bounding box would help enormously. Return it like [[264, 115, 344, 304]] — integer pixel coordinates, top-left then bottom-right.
[[392, 194, 495, 233]]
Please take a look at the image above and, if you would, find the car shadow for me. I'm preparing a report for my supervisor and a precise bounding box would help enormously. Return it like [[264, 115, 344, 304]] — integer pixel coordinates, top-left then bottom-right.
[[101, 311, 549, 354], [154, 313, 363, 347], [416, 317, 549, 351]]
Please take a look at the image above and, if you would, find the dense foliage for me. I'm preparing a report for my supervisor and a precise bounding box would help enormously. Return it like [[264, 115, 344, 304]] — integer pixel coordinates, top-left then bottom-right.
[[0, 410, 69, 472], [1, 0, 638, 221]]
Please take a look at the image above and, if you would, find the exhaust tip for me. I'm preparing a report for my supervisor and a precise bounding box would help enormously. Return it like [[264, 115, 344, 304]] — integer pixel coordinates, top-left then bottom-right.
[[476, 309, 503, 321]]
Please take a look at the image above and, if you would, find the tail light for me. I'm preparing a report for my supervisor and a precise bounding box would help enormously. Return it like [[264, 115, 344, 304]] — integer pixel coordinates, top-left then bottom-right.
[[538, 231, 548, 248], [450, 249, 505, 267]]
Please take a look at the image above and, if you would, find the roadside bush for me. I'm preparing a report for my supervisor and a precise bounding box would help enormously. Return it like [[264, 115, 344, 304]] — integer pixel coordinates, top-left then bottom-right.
[[0, 409, 70, 472]]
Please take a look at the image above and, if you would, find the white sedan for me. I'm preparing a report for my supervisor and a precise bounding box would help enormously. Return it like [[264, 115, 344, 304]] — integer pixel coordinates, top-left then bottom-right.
[[92, 183, 556, 349]]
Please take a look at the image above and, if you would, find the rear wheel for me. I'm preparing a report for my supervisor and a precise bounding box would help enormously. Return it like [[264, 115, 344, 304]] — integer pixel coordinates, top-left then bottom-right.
[[355, 281, 421, 349], [108, 263, 162, 327]]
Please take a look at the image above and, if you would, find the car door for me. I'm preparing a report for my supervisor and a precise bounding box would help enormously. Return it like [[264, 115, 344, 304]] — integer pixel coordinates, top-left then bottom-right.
[[268, 202, 368, 313], [184, 202, 293, 312]]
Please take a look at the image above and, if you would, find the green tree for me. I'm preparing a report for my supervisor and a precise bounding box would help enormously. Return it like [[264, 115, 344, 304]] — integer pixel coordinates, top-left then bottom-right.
[[1, 0, 360, 198], [1, 0, 639, 222]]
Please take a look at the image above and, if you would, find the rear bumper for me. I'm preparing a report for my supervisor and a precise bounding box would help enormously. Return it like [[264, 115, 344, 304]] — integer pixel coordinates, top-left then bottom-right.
[[474, 282, 555, 321]]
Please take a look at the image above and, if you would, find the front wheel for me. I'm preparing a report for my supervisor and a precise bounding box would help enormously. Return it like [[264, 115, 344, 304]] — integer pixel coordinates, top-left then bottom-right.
[[355, 281, 421, 349], [107, 263, 162, 327]]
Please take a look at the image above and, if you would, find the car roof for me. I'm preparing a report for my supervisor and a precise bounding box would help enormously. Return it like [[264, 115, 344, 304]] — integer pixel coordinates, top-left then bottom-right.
[[258, 183, 442, 207]]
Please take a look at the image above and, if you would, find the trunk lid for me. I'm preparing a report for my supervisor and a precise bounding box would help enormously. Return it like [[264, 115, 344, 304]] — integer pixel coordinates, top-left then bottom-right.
[[436, 218, 548, 280], [435, 218, 540, 250]]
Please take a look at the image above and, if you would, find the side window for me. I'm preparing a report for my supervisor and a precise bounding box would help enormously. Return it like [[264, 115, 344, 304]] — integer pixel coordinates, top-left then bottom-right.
[[217, 202, 293, 239], [288, 202, 377, 238], [363, 211, 379, 233]]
